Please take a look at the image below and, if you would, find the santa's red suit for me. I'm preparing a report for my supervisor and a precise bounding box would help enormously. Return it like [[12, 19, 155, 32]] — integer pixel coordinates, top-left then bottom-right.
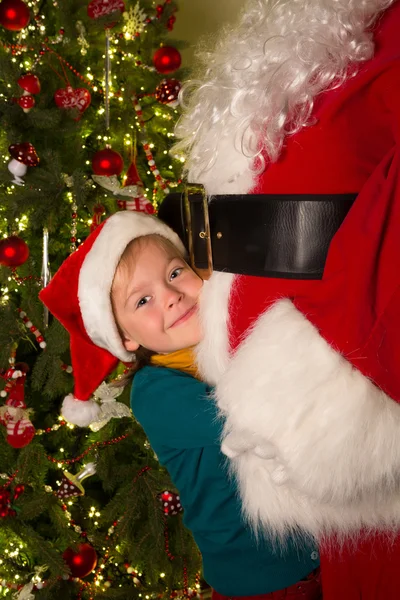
[[171, 1, 400, 598]]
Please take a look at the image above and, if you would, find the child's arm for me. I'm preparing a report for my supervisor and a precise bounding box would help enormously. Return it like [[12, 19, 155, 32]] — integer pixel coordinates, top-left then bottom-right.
[[131, 367, 223, 449]]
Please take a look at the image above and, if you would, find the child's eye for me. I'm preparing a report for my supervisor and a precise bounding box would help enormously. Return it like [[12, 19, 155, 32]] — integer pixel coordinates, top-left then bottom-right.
[[137, 296, 151, 308], [170, 267, 183, 280]]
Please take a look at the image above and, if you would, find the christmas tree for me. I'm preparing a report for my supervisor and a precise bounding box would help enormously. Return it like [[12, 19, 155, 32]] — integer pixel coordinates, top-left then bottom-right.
[[0, 0, 202, 598]]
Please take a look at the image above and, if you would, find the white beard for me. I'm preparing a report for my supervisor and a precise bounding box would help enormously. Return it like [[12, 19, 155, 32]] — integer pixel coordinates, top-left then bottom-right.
[[174, 0, 395, 193]]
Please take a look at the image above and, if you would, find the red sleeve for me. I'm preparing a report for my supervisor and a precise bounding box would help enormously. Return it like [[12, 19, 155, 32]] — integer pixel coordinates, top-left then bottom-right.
[[373, 62, 400, 141]]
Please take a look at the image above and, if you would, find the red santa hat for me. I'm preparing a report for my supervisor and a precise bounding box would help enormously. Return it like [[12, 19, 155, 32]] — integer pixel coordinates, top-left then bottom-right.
[[39, 210, 185, 427]]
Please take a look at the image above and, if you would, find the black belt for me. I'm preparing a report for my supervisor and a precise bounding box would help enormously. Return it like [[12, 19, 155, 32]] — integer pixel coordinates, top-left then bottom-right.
[[158, 185, 356, 280]]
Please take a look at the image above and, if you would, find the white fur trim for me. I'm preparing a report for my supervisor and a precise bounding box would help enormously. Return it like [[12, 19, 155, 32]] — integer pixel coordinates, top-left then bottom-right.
[[62, 394, 101, 427], [194, 271, 235, 385], [216, 298, 400, 538], [78, 212, 185, 362]]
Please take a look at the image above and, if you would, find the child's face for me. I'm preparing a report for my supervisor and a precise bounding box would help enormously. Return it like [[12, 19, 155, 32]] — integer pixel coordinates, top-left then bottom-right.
[[112, 238, 204, 354]]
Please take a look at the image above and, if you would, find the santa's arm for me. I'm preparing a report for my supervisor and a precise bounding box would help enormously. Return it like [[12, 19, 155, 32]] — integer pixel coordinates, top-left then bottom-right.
[[217, 298, 400, 505]]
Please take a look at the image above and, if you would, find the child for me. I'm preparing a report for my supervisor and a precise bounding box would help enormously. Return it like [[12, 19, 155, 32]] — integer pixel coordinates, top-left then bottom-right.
[[40, 210, 321, 599]]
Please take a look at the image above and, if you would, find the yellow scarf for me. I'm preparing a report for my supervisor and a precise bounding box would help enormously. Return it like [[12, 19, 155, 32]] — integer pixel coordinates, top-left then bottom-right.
[[150, 347, 199, 379]]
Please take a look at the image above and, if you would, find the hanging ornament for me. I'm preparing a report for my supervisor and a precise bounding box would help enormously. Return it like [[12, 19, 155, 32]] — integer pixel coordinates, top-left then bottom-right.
[[62, 174, 80, 253], [1, 406, 34, 451], [15, 95, 35, 113], [41, 228, 51, 328], [132, 95, 170, 195], [15, 73, 40, 113], [54, 86, 91, 115], [123, 154, 155, 214], [92, 174, 140, 196], [50, 56, 91, 120], [155, 78, 181, 107], [70, 200, 78, 253], [124, 158, 143, 187], [153, 46, 181, 75], [118, 197, 156, 213], [122, 2, 146, 38], [18, 310, 47, 349], [87, 0, 125, 20], [8, 142, 39, 185], [0, 236, 29, 267], [89, 381, 132, 431], [8, 142, 40, 166], [0, 0, 30, 31], [89, 204, 105, 233], [63, 543, 97, 578], [92, 147, 123, 176], [158, 490, 183, 516], [6, 417, 35, 448], [76, 21, 89, 55], [17, 73, 40, 95], [56, 462, 96, 500], [13, 582, 34, 598], [0, 346, 20, 399], [1, 362, 28, 406], [7, 156, 27, 184], [0, 363, 35, 449]]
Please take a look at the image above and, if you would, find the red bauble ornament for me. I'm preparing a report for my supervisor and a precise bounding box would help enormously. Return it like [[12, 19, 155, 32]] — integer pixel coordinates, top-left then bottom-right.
[[153, 46, 181, 75], [6, 418, 35, 448], [155, 78, 181, 107], [0, 236, 29, 267], [0, 0, 30, 31], [54, 86, 91, 115], [159, 490, 183, 516], [87, 0, 125, 20], [63, 543, 98, 578], [8, 142, 39, 166], [17, 73, 40, 94], [92, 148, 123, 176]]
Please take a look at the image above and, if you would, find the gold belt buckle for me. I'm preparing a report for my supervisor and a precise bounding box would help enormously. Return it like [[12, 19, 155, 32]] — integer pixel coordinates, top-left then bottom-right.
[[184, 183, 213, 280]]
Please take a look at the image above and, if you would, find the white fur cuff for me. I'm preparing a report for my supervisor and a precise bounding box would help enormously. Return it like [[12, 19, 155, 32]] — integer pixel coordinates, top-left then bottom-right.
[[218, 299, 400, 508]]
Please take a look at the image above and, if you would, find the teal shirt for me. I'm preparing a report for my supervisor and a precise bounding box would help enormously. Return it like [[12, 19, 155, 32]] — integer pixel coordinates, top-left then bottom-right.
[[131, 366, 319, 596]]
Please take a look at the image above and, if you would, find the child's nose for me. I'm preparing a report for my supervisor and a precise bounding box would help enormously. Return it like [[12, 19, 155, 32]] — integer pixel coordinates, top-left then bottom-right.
[[166, 286, 183, 308]]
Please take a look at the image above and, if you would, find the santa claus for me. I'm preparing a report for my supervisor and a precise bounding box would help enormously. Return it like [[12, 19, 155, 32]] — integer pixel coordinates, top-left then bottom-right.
[[159, 0, 400, 598]]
